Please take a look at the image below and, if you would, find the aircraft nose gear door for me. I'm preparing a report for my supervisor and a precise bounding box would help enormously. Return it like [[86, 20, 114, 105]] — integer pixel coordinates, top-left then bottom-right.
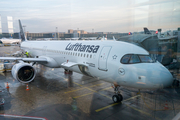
[[98, 46, 112, 71]]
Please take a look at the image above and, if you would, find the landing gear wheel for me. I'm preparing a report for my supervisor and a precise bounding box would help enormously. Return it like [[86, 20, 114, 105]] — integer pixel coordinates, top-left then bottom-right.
[[118, 94, 123, 102], [112, 95, 119, 103]]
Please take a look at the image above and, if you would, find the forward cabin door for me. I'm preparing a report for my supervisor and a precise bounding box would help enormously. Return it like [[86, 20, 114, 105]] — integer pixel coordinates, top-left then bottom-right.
[[98, 46, 112, 71]]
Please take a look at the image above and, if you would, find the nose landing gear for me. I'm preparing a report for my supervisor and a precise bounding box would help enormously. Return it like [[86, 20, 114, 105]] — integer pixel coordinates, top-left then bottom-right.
[[112, 84, 123, 103]]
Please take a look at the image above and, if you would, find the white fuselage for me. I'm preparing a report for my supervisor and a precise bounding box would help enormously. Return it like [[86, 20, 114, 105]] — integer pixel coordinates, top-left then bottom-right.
[[0, 38, 21, 44], [21, 40, 174, 89]]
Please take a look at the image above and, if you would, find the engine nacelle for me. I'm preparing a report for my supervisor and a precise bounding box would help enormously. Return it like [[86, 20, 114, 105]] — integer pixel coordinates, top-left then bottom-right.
[[11, 63, 36, 83]]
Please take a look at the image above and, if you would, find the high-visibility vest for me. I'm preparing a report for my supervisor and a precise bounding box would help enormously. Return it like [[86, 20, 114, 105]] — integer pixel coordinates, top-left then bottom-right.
[[25, 52, 29, 57]]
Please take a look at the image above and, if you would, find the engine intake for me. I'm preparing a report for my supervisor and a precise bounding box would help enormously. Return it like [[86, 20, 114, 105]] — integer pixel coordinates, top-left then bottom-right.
[[11, 63, 36, 83]]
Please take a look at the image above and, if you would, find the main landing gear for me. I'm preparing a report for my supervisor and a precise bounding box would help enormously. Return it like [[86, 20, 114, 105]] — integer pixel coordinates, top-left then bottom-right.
[[112, 84, 123, 103]]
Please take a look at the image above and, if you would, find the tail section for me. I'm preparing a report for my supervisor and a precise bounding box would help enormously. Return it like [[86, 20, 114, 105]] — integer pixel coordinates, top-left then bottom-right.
[[144, 27, 151, 34], [19, 20, 27, 42]]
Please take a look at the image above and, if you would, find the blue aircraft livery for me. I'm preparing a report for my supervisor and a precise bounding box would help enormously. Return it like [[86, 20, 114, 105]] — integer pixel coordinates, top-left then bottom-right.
[[65, 43, 100, 53]]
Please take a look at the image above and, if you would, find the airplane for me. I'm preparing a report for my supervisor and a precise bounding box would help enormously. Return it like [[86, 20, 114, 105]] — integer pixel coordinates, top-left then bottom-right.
[[0, 38, 21, 45], [144, 27, 152, 34], [0, 20, 174, 103]]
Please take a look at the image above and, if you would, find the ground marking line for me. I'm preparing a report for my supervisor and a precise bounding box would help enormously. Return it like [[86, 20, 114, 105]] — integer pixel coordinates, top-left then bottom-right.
[[125, 104, 161, 120], [100, 87, 112, 91], [95, 95, 141, 112], [65, 83, 105, 94], [73, 92, 94, 98], [46, 70, 159, 119], [95, 103, 119, 112]]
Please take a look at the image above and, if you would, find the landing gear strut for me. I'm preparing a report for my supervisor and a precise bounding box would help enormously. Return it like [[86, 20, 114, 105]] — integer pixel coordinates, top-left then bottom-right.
[[112, 84, 123, 103]]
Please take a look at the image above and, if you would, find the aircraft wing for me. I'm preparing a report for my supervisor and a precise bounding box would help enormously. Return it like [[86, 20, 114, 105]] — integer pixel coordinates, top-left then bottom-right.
[[0, 57, 47, 63], [61, 61, 88, 68]]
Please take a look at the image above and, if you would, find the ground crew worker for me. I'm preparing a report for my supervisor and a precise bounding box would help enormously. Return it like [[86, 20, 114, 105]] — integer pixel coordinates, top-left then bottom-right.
[[25, 51, 29, 57]]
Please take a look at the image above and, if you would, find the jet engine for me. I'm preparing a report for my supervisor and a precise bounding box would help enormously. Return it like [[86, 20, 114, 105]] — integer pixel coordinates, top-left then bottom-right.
[[11, 63, 36, 83]]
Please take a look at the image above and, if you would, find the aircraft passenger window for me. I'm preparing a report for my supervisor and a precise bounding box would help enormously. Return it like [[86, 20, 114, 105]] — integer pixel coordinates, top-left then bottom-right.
[[90, 55, 92, 58], [87, 54, 89, 58], [81, 53, 83, 57], [139, 55, 153, 63], [121, 54, 131, 64], [84, 54, 86, 57], [73, 53, 74, 56], [129, 55, 140, 63], [78, 53, 80, 56], [75, 53, 77, 56]]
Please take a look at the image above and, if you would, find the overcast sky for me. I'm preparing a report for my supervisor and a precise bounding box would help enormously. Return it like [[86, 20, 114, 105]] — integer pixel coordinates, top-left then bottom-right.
[[0, 0, 180, 33]]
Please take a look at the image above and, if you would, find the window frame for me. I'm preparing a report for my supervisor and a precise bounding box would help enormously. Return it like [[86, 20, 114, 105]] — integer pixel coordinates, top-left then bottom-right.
[[120, 54, 153, 64]]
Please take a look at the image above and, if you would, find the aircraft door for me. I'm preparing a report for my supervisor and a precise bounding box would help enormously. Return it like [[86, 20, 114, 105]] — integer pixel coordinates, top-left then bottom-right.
[[98, 46, 112, 71]]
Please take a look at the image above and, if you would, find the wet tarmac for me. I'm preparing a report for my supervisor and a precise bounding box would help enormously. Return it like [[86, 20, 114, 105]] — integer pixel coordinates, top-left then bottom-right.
[[0, 46, 180, 120]]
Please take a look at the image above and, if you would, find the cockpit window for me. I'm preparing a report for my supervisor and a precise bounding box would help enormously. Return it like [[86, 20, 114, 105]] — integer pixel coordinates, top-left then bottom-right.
[[129, 55, 140, 63], [121, 54, 154, 64], [139, 55, 153, 63], [121, 54, 131, 64]]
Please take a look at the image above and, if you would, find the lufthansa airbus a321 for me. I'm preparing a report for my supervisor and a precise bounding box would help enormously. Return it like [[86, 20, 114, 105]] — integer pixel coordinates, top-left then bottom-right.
[[0, 20, 174, 103]]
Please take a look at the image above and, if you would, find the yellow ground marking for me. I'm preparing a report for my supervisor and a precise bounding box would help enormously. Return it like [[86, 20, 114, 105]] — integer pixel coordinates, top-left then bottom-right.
[[47, 71, 111, 99], [73, 82, 83, 87], [95, 94, 161, 120], [4, 52, 10, 54], [85, 87, 112, 99], [125, 104, 161, 120], [89, 83, 104, 87], [95, 103, 119, 112], [122, 94, 141, 102], [65, 83, 104, 93], [48, 71, 162, 118], [141, 94, 180, 111], [95, 95, 141, 112], [71, 82, 112, 99], [100, 87, 112, 91], [73, 92, 94, 99], [64, 88, 85, 94]]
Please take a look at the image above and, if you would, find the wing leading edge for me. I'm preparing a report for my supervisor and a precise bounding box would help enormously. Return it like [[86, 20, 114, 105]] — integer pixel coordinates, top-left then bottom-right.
[[0, 57, 47, 63]]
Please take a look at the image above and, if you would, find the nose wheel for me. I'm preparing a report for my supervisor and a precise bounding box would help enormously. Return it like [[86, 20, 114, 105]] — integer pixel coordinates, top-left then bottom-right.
[[112, 94, 123, 103], [112, 84, 123, 103]]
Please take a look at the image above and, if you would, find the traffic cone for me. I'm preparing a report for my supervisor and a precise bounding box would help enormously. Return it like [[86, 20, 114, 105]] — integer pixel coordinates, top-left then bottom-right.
[[164, 101, 169, 110], [6, 82, 9, 89], [26, 84, 29, 91]]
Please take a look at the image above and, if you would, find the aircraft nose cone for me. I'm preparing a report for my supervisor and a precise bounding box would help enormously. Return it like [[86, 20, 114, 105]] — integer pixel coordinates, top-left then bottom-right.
[[144, 63, 174, 89], [162, 70, 174, 88]]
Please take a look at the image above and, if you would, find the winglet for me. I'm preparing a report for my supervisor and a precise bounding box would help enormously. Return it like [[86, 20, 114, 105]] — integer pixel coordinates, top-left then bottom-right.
[[113, 36, 116, 41], [19, 20, 27, 42], [143, 27, 151, 34], [101, 36, 105, 41]]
